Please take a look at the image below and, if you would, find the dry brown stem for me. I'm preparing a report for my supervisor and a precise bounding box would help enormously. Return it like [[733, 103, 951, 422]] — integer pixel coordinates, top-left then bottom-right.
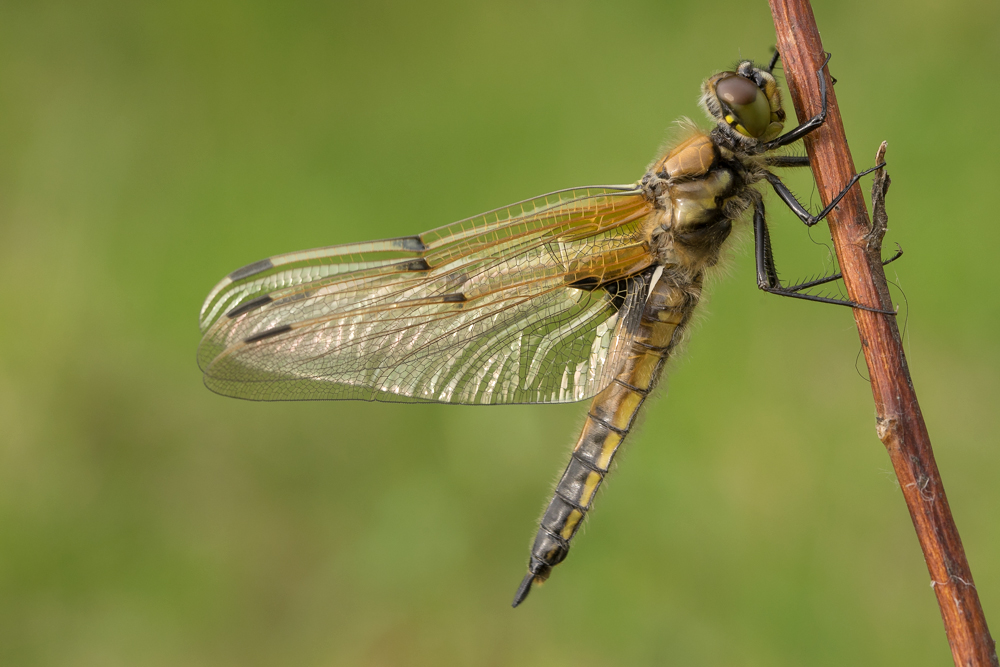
[[768, 1, 997, 665]]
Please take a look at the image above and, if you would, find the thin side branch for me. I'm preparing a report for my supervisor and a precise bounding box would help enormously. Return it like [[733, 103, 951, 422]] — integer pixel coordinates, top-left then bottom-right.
[[768, 2, 998, 666]]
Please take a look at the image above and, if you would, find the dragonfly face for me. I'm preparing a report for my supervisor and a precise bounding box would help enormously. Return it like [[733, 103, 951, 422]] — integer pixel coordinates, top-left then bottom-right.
[[199, 53, 887, 607], [702, 61, 786, 145]]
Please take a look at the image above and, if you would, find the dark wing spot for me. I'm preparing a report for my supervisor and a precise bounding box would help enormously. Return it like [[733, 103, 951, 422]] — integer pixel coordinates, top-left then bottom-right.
[[393, 236, 426, 252], [229, 258, 274, 281], [401, 258, 431, 271], [244, 324, 293, 343], [226, 294, 273, 318], [440, 293, 466, 303]]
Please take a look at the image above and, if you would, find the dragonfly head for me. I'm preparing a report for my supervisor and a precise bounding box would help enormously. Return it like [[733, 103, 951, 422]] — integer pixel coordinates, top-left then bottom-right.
[[701, 60, 785, 149]]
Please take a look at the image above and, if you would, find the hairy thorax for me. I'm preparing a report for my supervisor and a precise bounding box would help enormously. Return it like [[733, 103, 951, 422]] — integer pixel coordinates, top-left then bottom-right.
[[640, 132, 754, 275]]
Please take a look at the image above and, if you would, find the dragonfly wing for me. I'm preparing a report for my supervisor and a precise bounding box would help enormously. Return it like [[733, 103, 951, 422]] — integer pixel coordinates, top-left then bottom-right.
[[198, 186, 657, 405]]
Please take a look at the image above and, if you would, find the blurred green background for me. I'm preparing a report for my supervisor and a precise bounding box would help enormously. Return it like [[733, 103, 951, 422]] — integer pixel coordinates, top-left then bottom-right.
[[2, 0, 998, 665]]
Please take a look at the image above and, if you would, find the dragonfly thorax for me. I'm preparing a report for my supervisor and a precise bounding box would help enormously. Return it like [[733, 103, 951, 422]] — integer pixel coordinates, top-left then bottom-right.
[[643, 132, 746, 272]]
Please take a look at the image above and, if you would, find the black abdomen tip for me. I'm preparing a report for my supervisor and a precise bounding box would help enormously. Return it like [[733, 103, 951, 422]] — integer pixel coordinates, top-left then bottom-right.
[[511, 572, 536, 608]]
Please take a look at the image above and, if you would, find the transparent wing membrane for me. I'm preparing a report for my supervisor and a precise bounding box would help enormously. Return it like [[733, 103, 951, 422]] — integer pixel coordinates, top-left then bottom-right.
[[198, 186, 657, 405]]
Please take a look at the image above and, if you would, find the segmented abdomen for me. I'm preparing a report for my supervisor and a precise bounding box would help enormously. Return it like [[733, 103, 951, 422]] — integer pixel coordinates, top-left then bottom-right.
[[513, 271, 702, 606]]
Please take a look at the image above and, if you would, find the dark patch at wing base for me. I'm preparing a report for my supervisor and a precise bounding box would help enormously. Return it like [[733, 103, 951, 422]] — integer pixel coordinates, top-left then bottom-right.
[[567, 276, 602, 290], [603, 268, 655, 311]]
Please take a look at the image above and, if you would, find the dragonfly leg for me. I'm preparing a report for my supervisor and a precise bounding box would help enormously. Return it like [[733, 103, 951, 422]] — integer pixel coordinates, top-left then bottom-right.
[[763, 163, 885, 228], [779, 247, 903, 294], [765, 155, 810, 168], [766, 48, 781, 74], [763, 52, 832, 150], [754, 192, 781, 290], [752, 194, 898, 313]]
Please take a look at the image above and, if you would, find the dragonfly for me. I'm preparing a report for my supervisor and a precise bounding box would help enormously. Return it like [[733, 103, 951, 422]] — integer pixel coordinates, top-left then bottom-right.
[[198, 52, 898, 607]]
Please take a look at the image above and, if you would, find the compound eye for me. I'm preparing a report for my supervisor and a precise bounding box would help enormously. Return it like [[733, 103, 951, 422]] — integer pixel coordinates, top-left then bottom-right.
[[716, 75, 771, 138]]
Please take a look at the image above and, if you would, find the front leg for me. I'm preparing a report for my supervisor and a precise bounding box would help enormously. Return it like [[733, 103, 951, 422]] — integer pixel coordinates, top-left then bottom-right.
[[764, 163, 885, 227], [762, 52, 832, 151]]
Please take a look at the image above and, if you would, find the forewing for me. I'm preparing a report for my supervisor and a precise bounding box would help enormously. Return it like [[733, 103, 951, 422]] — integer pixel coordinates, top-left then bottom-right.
[[198, 186, 656, 404]]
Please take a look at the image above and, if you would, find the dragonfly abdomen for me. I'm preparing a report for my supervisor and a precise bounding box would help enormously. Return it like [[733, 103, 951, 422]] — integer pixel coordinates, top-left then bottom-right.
[[513, 272, 701, 606]]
